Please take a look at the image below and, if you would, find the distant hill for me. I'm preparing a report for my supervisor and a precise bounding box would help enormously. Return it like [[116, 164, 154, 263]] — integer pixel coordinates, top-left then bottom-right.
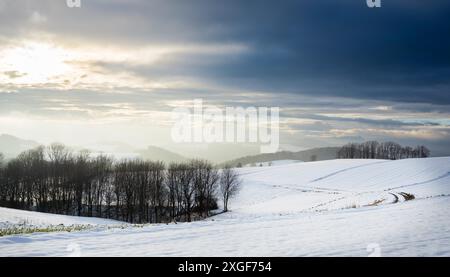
[[0, 134, 339, 166], [167, 143, 261, 164], [0, 134, 40, 158], [221, 147, 340, 167], [138, 145, 188, 164]]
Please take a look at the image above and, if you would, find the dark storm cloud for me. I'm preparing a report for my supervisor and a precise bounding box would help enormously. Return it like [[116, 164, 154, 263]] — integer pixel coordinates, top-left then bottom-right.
[[185, 0, 450, 105], [88, 0, 450, 105], [2, 0, 449, 106]]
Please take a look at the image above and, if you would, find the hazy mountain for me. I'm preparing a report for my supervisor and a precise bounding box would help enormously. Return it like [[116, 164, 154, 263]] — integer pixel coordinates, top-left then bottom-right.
[[86, 141, 137, 154], [0, 133, 339, 166], [0, 134, 40, 158], [166, 143, 262, 164], [221, 147, 340, 167], [138, 145, 188, 164]]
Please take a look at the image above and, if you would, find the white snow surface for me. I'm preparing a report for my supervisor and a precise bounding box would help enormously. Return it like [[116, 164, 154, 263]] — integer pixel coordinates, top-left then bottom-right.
[[1, 157, 449, 257], [0, 207, 122, 230], [244, 159, 303, 167]]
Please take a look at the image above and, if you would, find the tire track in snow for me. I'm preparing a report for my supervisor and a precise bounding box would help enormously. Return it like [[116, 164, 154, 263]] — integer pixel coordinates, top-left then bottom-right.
[[385, 172, 450, 191], [274, 184, 345, 194], [300, 161, 392, 211], [308, 191, 402, 212], [308, 160, 390, 184], [389, 193, 399, 203]]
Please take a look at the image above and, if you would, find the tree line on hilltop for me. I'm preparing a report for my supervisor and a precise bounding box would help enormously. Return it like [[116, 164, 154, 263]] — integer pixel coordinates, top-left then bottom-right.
[[337, 141, 430, 160]]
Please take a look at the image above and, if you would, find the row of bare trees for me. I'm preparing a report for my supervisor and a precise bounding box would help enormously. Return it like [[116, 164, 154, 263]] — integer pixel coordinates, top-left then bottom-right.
[[0, 144, 241, 223], [337, 141, 430, 160]]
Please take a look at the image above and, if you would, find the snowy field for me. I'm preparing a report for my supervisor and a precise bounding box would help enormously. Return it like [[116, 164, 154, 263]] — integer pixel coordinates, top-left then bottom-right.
[[1, 158, 449, 257], [0, 207, 123, 230]]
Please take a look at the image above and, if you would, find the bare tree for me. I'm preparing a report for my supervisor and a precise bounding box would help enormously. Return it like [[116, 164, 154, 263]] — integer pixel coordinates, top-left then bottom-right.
[[0, 153, 5, 205], [90, 155, 113, 217], [220, 165, 241, 212], [148, 161, 166, 223], [166, 163, 179, 220], [191, 160, 219, 217], [171, 162, 195, 222]]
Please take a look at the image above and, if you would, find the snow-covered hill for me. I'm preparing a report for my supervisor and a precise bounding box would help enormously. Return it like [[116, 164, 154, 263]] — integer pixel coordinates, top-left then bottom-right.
[[1, 158, 449, 256], [233, 157, 450, 214]]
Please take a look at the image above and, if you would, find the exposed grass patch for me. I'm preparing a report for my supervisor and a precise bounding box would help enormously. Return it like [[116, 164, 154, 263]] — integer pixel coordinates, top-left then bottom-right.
[[366, 199, 385, 206], [0, 224, 91, 237], [0, 222, 153, 237]]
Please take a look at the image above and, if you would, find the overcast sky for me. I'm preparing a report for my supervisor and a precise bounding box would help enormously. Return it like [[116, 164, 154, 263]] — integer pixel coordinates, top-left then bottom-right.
[[0, 0, 449, 156]]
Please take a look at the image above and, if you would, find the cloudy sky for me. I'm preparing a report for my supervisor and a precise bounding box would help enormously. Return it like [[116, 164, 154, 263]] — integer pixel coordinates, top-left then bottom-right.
[[0, 0, 449, 156]]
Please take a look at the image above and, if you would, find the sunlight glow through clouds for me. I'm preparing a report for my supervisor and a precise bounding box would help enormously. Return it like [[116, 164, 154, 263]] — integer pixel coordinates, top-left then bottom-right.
[[0, 41, 72, 84], [0, 38, 249, 91], [0, 40, 156, 90]]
